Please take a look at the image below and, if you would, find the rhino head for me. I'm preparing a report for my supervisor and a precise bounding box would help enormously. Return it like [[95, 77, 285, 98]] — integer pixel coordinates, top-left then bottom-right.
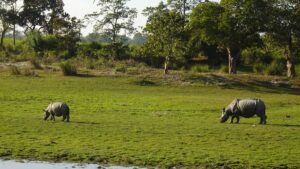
[[43, 109, 50, 120], [220, 108, 230, 123]]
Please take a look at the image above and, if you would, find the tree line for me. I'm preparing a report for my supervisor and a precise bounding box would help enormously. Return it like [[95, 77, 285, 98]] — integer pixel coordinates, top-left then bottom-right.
[[1, 0, 300, 78]]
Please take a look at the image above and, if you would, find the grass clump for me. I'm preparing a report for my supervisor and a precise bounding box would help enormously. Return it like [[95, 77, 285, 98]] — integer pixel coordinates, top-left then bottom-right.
[[9, 65, 21, 75], [219, 64, 229, 73], [29, 58, 43, 69], [190, 65, 210, 73], [59, 61, 77, 76], [22, 68, 38, 77]]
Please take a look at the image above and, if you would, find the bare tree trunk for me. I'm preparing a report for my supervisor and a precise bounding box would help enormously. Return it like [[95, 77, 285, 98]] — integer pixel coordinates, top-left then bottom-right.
[[285, 44, 295, 78], [0, 29, 7, 48], [164, 56, 170, 74], [227, 48, 237, 74], [13, 24, 16, 46]]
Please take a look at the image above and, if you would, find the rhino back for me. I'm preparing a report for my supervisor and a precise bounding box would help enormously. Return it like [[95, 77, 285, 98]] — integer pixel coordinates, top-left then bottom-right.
[[50, 102, 69, 116], [226, 99, 238, 113], [238, 99, 257, 117]]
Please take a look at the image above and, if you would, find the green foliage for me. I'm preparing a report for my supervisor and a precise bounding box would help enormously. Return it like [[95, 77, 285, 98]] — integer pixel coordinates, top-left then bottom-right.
[[59, 61, 77, 76], [190, 64, 210, 73], [219, 64, 229, 73], [85, 0, 137, 58], [264, 58, 286, 76], [144, 2, 188, 72], [241, 48, 273, 65], [253, 63, 267, 74]]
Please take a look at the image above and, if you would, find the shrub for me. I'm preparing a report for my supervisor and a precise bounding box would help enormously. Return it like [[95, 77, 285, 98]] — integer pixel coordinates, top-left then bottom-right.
[[9, 65, 21, 75], [241, 48, 273, 65], [264, 58, 286, 76], [253, 63, 267, 74], [115, 64, 126, 73], [23, 68, 38, 77], [295, 65, 300, 77], [219, 65, 228, 73], [29, 58, 43, 69], [59, 61, 77, 76], [190, 65, 210, 73]]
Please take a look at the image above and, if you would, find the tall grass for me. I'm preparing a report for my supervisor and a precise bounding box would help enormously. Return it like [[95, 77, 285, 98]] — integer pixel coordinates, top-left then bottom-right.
[[59, 61, 77, 76]]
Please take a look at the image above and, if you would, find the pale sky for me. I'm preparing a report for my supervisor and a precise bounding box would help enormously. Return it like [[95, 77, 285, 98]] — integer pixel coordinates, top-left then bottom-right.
[[63, 0, 165, 36], [63, 0, 219, 36]]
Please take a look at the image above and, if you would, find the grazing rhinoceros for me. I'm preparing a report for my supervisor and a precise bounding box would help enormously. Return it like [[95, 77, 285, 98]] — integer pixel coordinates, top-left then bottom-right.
[[43, 102, 70, 122], [220, 99, 266, 124]]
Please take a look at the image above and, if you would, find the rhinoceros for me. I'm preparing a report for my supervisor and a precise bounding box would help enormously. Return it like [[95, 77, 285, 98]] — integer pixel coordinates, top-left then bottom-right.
[[220, 99, 266, 124], [43, 102, 70, 122]]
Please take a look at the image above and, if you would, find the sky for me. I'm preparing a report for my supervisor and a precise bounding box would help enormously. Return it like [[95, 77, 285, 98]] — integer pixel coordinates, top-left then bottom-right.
[[64, 0, 219, 36], [63, 0, 165, 36]]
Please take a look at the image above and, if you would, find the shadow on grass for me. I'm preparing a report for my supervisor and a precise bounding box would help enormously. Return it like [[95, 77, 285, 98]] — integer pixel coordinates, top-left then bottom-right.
[[229, 122, 300, 128], [70, 121, 101, 125], [74, 73, 97, 78], [266, 123, 300, 128], [187, 74, 300, 95]]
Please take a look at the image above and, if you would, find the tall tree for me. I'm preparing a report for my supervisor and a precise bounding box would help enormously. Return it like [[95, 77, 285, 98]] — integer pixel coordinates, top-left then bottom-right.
[[267, 0, 300, 78], [19, 0, 48, 32], [20, 0, 69, 35], [86, 0, 137, 59], [167, 0, 204, 18], [190, 0, 268, 74], [144, 2, 187, 74], [0, 0, 17, 47]]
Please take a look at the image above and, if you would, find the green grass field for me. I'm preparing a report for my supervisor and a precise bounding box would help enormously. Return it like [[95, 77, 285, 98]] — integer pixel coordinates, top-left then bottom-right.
[[0, 72, 299, 168]]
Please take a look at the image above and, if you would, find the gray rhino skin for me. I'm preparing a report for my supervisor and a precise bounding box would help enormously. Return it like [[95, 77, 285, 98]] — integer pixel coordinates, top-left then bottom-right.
[[44, 102, 70, 122], [220, 99, 266, 124]]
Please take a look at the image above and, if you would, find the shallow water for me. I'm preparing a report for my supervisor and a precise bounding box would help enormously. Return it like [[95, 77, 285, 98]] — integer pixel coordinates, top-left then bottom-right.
[[0, 160, 145, 169]]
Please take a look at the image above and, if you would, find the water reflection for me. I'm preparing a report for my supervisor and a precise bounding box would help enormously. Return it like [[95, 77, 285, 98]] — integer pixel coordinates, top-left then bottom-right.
[[0, 160, 145, 169]]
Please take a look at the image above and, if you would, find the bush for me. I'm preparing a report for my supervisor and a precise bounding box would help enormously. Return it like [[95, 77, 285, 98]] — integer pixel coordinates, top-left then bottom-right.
[[59, 61, 77, 76], [241, 48, 273, 65], [23, 68, 38, 77], [264, 58, 286, 76], [115, 64, 126, 73], [219, 65, 228, 73], [190, 65, 210, 73], [29, 58, 43, 69], [9, 65, 21, 75], [253, 63, 267, 74]]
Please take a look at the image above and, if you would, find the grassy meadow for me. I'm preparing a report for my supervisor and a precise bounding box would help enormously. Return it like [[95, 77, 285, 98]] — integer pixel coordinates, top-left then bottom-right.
[[0, 70, 300, 168]]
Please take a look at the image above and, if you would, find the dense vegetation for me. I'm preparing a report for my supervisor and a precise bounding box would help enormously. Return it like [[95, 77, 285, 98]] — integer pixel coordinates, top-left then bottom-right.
[[0, 0, 300, 77]]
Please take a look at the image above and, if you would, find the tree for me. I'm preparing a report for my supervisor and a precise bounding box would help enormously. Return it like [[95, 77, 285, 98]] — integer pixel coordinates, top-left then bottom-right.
[[19, 0, 48, 32], [86, 0, 137, 59], [0, 0, 18, 47], [266, 0, 300, 78], [167, 0, 205, 18], [190, 0, 268, 74], [144, 2, 187, 74], [20, 0, 70, 35]]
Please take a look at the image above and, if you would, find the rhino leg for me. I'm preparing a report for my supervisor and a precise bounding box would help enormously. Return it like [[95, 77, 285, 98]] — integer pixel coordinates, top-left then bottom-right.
[[230, 115, 239, 123], [62, 115, 66, 122], [236, 116, 240, 123], [230, 116, 234, 123], [259, 115, 267, 125], [50, 114, 55, 121]]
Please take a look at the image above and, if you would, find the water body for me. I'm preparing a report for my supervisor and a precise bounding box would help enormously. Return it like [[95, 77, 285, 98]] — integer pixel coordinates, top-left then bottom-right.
[[0, 160, 145, 169]]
